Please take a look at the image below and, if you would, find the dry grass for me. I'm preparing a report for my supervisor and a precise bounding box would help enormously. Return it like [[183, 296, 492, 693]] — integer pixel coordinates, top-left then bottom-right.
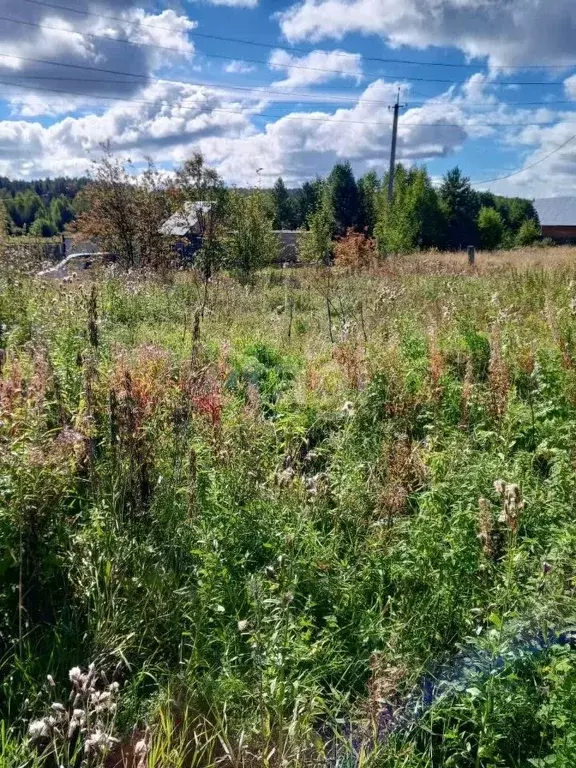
[[378, 245, 576, 276]]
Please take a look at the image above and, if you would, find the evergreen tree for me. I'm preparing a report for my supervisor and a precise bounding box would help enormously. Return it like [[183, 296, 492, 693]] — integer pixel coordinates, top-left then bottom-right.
[[271, 177, 295, 230], [439, 167, 480, 250], [327, 161, 359, 235], [295, 180, 322, 229], [0, 199, 11, 240], [49, 195, 75, 232], [357, 171, 379, 234]]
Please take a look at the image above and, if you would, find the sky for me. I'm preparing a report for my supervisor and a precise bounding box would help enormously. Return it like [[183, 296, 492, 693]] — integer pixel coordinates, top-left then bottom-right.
[[1, 0, 576, 197]]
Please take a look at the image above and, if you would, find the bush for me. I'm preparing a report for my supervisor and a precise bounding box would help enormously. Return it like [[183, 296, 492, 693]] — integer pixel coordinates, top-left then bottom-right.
[[515, 218, 542, 247], [334, 229, 377, 271], [478, 206, 504, 250]]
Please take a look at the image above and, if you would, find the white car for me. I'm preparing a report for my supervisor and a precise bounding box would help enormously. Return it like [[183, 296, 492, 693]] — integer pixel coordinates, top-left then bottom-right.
[[37, 252, 116, 278]]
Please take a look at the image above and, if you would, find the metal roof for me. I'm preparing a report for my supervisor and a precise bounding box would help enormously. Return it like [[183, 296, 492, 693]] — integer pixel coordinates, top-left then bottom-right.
[[159, 201, 214, 237], [534, 197, 576, 227]]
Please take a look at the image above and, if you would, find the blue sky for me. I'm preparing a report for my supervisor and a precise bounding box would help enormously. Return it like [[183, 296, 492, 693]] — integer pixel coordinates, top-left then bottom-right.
[[1, 0, 576, 197]]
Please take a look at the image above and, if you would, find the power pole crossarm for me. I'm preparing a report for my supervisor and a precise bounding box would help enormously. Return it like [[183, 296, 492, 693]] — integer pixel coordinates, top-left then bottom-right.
[[387, 89, 407, 204]]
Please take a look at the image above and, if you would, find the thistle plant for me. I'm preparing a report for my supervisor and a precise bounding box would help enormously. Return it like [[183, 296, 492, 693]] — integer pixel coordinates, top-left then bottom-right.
[[27, 664, 121, 767]]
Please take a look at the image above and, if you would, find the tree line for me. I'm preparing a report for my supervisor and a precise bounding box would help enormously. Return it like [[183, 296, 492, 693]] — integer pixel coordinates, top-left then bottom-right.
[[269, 163, 541, 255], [0, 154, 541, 258], [0, 177, 89, 237]]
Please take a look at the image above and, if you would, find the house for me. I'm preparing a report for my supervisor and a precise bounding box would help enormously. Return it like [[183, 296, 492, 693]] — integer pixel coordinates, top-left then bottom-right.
[[274, 230, 302, 264], [159, 201, 214, 262], [160, 202, 303, 264], [533, 197, 576, 243]]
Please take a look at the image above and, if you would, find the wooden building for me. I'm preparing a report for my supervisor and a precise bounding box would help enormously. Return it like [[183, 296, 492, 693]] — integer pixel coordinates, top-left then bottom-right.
[[534, 197, 576, 243]]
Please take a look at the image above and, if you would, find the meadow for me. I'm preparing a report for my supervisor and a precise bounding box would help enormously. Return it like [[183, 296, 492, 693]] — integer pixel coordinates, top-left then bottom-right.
[[3, 248, 576, 767]]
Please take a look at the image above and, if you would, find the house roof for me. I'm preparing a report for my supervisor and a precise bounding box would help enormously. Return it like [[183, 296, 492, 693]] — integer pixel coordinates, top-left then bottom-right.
[[159, 201, 214, 237], [534, 197, 576, 227]]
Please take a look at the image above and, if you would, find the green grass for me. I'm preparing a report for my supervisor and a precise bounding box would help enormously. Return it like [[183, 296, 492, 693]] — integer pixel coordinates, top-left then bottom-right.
[[3, 258, 576, 766]]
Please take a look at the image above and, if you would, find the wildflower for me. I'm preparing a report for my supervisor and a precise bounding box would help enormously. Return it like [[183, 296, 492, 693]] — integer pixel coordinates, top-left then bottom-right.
[[341, 401, 355, 417], [46, 674, 56, 688], [28, 719, 50, 742], [276, 467, 295, 487], [543, 561, 552, 575], [493, 479, 506, 496], [84, 728, 118, 755], [51, 702, 67, 715], [477, 497, 493, 557], [109, 681, 120, 694], [134, 734, 149, 768], [237, 619, 249, 632], [306, 472, 328, 497], [494, 480, 524, 534], [69, 667, 82, 686]]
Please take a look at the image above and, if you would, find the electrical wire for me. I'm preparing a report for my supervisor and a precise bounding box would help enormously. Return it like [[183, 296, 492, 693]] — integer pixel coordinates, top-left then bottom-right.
[[470, 133, 576, 185], [3, 77, 576, 130], [19, 0, 576, 72], [3, 73, 576, 110], [0, 13, 574, 86]]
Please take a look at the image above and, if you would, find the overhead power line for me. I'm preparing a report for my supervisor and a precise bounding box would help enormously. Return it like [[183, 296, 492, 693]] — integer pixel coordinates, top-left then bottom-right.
[[2, 76, 576, 131], [0, 77, 412, 127], [19, 0, 576, 72], [470, 133, 576, 185], [0, 73, 453, 108], [5, 73, 576, 111], [0, 13, 574, 87], [0, 70, 574, 129]]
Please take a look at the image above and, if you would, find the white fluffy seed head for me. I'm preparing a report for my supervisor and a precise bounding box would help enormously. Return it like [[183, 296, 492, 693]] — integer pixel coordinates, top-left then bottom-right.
[[28, 719, 50, 741]]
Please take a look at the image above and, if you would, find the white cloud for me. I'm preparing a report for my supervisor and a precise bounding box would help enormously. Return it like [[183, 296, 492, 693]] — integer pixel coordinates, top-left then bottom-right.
[[199, 0, 258, 7], [2, 66, 574, 197], [0, 80, 254, 177], [224, 60, 257, 74], [269, 48, 362, 88], [481, 122, 576, 197], [0, 77, 477, 183], [279, 0, 576, 68], [0, 2, 196, 112], [197, 79, 473, 184], [565, 75, 576, 101]]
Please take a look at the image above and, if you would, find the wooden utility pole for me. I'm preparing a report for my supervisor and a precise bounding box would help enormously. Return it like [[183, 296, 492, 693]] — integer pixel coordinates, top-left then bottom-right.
[[388, 88, 407, 204]]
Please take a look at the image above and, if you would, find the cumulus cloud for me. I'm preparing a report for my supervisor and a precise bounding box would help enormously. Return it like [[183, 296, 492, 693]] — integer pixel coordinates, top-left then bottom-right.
[[269, 49, 362, 88], [0, 80, 254, 177], [224, 60, 257, 74], [0, 1, 196, 110], [483, 122, 576, 197], [1, 59, 572, 197], [0, 76, 480, 182], [279, 0, 576, 68], [565, 75, 576, 100], [197, 79, 473, 184]]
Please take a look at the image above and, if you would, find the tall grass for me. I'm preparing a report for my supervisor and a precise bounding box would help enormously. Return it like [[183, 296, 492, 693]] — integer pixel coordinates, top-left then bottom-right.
[[3, 252, 576, 766]]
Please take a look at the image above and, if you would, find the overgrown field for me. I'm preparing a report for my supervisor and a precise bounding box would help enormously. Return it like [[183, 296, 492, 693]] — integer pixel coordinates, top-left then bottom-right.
[[4, 251, 576, 767]]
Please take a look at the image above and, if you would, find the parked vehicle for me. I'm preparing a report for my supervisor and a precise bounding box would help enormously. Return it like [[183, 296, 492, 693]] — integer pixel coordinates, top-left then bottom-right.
[[37, 252, 116, 278]]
